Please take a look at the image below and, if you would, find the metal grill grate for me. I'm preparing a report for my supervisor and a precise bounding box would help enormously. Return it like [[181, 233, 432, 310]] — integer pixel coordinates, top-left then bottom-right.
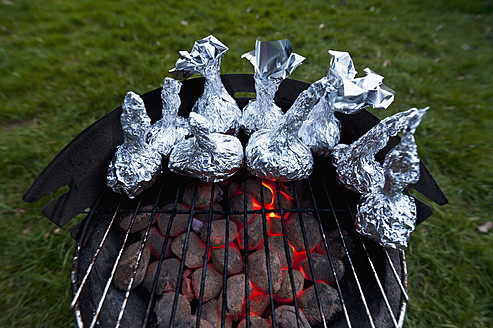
[[71, 157, 408, 328]]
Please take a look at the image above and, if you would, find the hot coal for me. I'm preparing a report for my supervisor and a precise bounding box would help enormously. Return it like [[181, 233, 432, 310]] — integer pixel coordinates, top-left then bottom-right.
[[182, 182, 222, 209], [114, 241, 150, 291], [229, 193, 255, 224], [238, 316, 270, 328], [239, 215, 268, 251], [173, 315, 213, 328], [268, 215, 284, 236], [201, 299, 233, 328], [194, 203, 225, 222], [297, 282, 342, 326], [218, 273, 251, 319], [171, 232, 207, 269], [154, 292, 191, 328], [211, 243, 243, 276], [118, 204, 157, 234], [273, 305, 311, 328], [316, 229, 354, 259], [274, 269, 304, 304], [157, 203, 190, 237], [141, 226, 172, 259], [200, 219, 237, 247], [182, 277, 194, 302], [141, 259, 180, 295], [248, 249, 282, 294], [191, 263, 223, 302], [248, 292, 270, 317], [287, 213, 322, 252], [260, 235, 295, 269], [301, 253, 345, 285], [246, 177, 274, 205]]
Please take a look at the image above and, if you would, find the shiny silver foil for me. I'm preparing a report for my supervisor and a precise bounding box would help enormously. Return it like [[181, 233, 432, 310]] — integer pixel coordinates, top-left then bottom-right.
[[147, 78, 189, 157], [299, 50, 395, 156], [333, 108, 427, 248], [169, 35, 242, 135], [241, 39, 305, 135], [168, 112, 244, 182], [107, 92, 162, 198], [246, 78, 327, 181]]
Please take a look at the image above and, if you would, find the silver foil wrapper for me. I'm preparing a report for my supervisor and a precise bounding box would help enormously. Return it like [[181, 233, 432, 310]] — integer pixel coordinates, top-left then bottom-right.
[[107, 92, 162, 198], [241, 39, 305, 135], [300, 50, 395, 156], [147, 78, 189, 157], [168, 112, 244, 183], [246, 78, 327, 181], [169, 35, 241, 135], [333, 108, 427, 248]]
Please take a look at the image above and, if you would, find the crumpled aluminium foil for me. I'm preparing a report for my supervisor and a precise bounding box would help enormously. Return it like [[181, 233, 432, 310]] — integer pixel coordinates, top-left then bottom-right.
[[107, 92, 162, 198], [299, 50, 395, 156], [240, 39, 305, 135], [168, 112, 244, 183], [246, 78, 327, 181], [169, 35, 242, 135], [333, 108, 427, 248], [147, 78, 189, 157]]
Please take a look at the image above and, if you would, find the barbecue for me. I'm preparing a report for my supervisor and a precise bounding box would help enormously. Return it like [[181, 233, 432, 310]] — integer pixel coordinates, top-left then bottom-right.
[[24, 74, 447, 327]]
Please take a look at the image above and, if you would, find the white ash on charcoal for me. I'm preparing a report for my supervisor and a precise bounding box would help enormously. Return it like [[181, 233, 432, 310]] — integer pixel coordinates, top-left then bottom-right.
[[157, 203, 190, 237], [272, 305, 311, 328], [287, 213, 322, 252], [229, 192, 256, 224], [259, 235, 295, 269], [297, 282, 341, 326], [191, 263, 223, 302], [140, 226, 172, 259], [274, 269, 304, 304], [217, 274, 252, 319], [155, 292, 191, 328], [194, 203, 225, 223], [182, 277, 194, 302], [118, 204, 157, 234], [300, 253, 345, 286], [141, 259, 180, 295], [200, 219, 237, 248], [201, 299, 233, 328], [248, 249, 282, 294], [238, 316, 271, 328], [171, 232, 208, 269], [182, 182, 223, 209], [173, 315, 214, 328], [114, 241, 150, 291], [316, 229, 354, 259], [238, 215, 268, 251], [211, 242, 243, 275]]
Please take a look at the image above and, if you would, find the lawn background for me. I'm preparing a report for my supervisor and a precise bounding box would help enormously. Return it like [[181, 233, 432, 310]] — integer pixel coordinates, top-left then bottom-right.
[[0, 0, 492, 327]]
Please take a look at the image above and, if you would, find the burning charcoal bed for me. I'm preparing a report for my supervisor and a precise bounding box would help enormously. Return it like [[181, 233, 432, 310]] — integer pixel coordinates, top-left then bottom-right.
[[24, 74, 447, 328]]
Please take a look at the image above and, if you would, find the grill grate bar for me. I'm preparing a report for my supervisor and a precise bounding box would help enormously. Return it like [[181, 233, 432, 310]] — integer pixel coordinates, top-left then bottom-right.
[[320, 176, 376, 328], [242, 175, 251, 328], [384, 248, 409, 302], [306, 177, 353, 328], [220, 180, 232, 328], [169, 180, 198, 327], [342, 193, 401, 328], [259, 178, 277, 327], [89, 199, 143, 328], [142, 180, 183, 328], [292, 183, 328, 328], [194, 182, 217, 328], [275, 181, 304, 328]]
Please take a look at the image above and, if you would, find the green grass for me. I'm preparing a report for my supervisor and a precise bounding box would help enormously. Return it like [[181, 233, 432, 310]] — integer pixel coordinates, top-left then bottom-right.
[[1, 0, 492, 327]]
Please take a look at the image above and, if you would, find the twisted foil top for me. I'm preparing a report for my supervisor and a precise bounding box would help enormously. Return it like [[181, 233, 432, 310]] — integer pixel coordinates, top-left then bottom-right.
[[241, 39, 305, 135], [107, 92, 162, 198], [169, 35, 241, 135], [246, 78, 327, 181], [333, 108, 427, 248], [147, 78, 189, 157], [168, 113, 244, 183]]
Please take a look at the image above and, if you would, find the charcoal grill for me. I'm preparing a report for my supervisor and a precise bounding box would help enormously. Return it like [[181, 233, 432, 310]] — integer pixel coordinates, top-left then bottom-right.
[[24, 74, 447, 328]]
